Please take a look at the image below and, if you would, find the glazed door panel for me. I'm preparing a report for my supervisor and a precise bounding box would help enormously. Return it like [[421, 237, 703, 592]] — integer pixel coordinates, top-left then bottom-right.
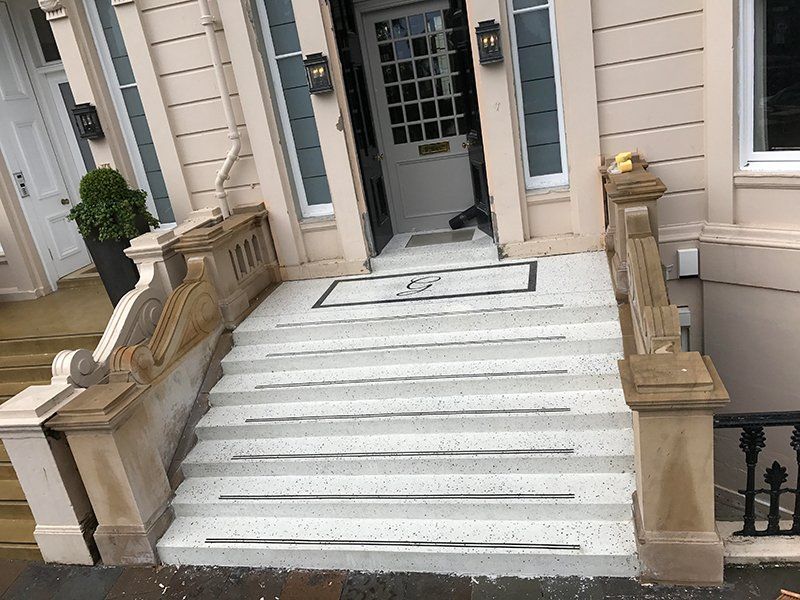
[[0, 1, 89, 279], [363, 1, 474, 232]]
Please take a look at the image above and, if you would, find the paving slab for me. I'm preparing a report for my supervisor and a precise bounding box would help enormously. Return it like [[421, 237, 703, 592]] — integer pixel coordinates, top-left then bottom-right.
[[1, 563, 121, 600], [0, 560, 26, 596], [280, 570, 346, 600]]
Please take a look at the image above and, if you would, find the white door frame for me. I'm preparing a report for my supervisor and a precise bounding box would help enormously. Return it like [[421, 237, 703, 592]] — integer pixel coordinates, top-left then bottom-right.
[[0, 0, 92, 286]]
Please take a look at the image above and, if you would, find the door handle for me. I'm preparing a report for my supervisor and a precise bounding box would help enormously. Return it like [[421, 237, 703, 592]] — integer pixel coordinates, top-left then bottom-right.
[[462, 141, 473, 149], [60, 198, 70, 205]]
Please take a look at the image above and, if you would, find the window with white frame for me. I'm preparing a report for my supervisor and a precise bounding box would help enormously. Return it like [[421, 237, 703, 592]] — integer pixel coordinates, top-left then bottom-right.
[[741, 0, 800, 170], [255, 0, 334, 218], [507, 0, 568, 189], [88, 0, 175, 223]]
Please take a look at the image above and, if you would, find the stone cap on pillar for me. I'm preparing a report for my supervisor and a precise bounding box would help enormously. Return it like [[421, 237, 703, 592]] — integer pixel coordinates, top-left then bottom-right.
[[48, 382, 147, 433], [174, 204, 268, 255], [605, 170, 667, 207], [125, 207, 223, 263], [619, 352, 730, 412], [0, 383, 78, 433]]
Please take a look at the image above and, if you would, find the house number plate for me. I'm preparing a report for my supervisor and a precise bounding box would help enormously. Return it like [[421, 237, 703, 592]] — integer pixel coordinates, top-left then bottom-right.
[[418, 141, 450, 156]]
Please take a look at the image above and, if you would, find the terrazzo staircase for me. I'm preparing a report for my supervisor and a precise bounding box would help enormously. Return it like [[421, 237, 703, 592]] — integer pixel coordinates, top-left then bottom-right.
[[158, 252, 638, 577]]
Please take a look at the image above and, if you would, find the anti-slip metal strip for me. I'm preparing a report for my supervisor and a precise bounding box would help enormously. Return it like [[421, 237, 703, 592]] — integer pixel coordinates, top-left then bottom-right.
[[254, 336, 568, 358], [275, 304, 565, 328], [253, 369, 569, 390], [230, 448, 575, 461], [204, 538, 581, 551], [244, 407, 571, 424], [218, 493, 576, 500]]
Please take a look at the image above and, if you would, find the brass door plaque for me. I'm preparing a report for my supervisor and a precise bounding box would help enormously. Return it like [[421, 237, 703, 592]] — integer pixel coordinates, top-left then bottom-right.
[[418, 141, 450, 156]]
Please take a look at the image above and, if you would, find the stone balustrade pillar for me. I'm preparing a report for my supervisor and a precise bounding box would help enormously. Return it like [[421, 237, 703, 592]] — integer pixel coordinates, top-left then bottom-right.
[[0, 384, 96, 564], [619, 351, 730, 584], [48, 382, 173, 565]]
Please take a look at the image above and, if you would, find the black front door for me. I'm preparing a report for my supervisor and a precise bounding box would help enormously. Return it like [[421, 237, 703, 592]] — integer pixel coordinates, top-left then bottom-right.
[[330, 0, 394, 254], [447, 0, 493, 238]]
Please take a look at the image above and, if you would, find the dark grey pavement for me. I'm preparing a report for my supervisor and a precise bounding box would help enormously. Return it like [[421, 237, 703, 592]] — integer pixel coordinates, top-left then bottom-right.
[[0, 561, 797, 599]]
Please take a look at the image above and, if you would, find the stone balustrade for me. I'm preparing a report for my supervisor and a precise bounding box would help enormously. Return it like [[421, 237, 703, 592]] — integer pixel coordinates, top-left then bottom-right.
[[49, 257, 223, 565], [614, 178, 730, 584], [52, 207, 222, 388], [174, 203, 280, 328], [602, 155, 666, 296]]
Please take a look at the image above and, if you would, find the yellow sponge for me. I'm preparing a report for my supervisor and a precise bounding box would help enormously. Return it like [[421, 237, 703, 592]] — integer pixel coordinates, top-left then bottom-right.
[[615, 151, 632, 164]]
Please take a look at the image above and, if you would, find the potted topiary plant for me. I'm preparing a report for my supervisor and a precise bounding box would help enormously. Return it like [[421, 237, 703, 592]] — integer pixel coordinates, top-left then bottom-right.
[[69, 167, 159, 306]]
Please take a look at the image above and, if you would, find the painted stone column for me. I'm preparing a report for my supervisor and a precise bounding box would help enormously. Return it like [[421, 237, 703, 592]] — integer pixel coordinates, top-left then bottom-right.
[[619, 352, 729, 584], [464, 0, 526, 246], [38, 0, 135, 181], [292, 0, 369, 267], [110, 0, 194, 223], [0, 384, 96, 564]]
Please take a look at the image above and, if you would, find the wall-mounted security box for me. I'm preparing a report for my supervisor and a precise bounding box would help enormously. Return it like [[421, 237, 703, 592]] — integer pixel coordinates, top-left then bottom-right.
[[676, 248, 699, 278]]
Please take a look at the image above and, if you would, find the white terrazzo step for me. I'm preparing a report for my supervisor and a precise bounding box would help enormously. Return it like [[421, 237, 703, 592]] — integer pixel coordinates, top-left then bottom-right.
[[236, 294, 618, 345], [196, 390, 630, 439], [156, 516, 638, 578], [182, 429, 634, 477], [222, 322, 622, 373], [170, 473, 635, 521], [209, 354, 622, 405]]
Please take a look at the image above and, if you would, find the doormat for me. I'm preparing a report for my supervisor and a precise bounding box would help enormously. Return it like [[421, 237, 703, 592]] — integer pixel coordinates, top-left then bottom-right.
[[405, 229, 475, 248], [312, 262, 537, 308]]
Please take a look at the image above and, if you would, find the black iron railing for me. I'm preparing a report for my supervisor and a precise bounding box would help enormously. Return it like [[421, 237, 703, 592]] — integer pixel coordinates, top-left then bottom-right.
[[714, 411, 800, 536]]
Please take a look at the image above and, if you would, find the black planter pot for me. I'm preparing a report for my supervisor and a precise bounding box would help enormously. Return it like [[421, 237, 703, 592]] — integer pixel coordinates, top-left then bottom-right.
[[82, 216, 150, 307]]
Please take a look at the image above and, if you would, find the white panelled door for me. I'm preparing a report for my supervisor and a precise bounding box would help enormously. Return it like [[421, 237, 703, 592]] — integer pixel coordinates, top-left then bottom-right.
[[0, 1, 90, 280]]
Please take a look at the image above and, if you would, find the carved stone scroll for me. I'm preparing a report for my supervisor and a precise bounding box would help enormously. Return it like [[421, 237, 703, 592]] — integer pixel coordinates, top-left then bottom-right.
[[110, 258, 221, 385]]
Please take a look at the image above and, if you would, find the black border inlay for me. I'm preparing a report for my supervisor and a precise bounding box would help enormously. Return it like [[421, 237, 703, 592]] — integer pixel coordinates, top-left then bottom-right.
[[218, 493, 575, 500], [253, 369, 568, 390], [277, 303, 563, 328], [244, 407, 571, 424], [312, 261, 538, 309], [230, 448, 575, 461], [204, 538, 581, 551]]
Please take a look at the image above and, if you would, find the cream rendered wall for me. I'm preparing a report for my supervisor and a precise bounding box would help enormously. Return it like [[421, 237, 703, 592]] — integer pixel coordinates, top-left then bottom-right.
[[592, 0, 707, 230], [132, 0, 262, 212]]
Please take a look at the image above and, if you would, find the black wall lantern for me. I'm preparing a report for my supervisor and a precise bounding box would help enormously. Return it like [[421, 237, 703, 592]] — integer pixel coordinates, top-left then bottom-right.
[[475, 20, 503, 64], [71, 103, 105, 140], [303, 53, 334, 94]]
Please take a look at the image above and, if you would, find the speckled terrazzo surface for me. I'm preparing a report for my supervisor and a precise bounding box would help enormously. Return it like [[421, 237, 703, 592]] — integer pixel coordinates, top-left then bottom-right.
[[158, 251, 640, 578]]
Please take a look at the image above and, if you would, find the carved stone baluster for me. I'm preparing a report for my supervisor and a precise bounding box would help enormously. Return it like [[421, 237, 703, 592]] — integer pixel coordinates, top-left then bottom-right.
[[738, 425, 766, 536]]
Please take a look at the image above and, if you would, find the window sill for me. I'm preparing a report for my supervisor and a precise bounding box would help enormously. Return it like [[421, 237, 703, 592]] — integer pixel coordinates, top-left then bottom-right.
[[299, 215, 337, 232], [734, 171, 800, 190]]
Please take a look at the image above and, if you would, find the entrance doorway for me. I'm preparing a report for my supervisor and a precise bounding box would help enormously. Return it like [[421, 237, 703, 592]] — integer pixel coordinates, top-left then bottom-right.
[[0, 0, 91, 284], [330, 0, 492, 254]]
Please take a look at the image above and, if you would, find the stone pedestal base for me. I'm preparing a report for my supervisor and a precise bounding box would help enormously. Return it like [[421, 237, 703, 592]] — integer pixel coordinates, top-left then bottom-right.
[[34, 520, 98, 565], [94, 506, 174, 565], [634, 493, 725, 585]]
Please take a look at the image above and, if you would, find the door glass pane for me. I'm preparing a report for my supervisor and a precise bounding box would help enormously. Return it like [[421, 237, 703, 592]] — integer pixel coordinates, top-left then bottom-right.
[[753, 0, 800, 151]]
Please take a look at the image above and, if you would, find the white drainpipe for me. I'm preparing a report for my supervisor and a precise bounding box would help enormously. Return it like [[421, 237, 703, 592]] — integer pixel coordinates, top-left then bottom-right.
[[198, 0, 240, 218]]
